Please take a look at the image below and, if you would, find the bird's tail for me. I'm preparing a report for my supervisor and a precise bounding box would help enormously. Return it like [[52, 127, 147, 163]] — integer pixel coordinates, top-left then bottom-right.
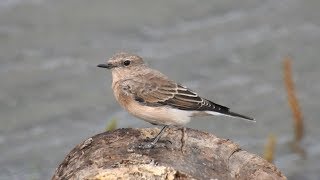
[[226, 111, 255, 122], [207, 110, 255, 122]]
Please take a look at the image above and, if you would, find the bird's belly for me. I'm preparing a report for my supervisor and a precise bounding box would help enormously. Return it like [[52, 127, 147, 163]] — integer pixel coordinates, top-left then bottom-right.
[[126, 102, 192, 126]]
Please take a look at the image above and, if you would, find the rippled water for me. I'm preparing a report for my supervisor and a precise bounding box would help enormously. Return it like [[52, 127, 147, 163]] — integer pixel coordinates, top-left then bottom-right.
[[1, 0, 320, 179]]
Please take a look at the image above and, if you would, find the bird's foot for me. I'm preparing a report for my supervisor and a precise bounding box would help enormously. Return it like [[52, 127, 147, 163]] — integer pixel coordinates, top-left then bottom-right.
[[128, 138, 172, 151], [137, 139, 171, 149], [138, 141, 156, 149]]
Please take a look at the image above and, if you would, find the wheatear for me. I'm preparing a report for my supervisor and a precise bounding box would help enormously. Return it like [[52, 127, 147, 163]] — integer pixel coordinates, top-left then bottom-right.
[[98, 52, 254, 148]]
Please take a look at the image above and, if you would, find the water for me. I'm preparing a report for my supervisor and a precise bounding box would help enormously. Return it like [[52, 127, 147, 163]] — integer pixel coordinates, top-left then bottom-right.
[[1, 0, 320, 179]]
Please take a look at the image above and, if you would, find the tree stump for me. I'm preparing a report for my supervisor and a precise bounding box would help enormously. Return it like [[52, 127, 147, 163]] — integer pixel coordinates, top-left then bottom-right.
[[52, 128, 286, 180]]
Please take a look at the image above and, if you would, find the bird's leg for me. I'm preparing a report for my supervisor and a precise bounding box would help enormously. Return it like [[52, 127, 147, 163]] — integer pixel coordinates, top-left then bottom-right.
[[138, 125, 168, 149], [180, 127, 187, 153], [151, 125, 168, 144]]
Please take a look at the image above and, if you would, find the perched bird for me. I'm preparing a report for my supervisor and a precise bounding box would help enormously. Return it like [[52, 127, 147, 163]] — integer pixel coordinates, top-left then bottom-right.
[[98, 52, 254, 148]]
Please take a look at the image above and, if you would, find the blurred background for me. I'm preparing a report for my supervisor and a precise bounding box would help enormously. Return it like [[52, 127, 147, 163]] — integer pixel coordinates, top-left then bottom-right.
[[1, 0, 319, 179]]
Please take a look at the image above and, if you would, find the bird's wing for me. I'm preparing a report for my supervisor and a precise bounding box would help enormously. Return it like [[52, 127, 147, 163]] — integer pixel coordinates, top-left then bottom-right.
[[119, 74, 230, 113]]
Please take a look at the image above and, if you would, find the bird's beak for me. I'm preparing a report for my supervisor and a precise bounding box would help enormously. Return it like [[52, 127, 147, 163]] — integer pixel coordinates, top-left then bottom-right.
[[97, 63, 114, 69]]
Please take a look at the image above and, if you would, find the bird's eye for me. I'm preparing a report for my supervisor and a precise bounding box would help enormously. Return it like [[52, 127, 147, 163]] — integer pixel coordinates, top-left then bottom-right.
[[123, 60, 131, 66]]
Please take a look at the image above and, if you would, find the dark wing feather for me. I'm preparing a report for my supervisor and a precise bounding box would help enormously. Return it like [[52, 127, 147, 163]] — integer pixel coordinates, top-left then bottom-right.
[[161, 84, 230, 115], [120, 76, 254, 121], [120, 77, 230, 114]]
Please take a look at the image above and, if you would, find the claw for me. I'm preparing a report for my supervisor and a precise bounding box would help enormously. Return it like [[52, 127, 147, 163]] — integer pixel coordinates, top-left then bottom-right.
[[138, 142, 156, 149]]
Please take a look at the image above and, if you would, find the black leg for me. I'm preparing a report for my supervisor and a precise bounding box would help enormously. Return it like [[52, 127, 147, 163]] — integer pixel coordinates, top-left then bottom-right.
[[151, 125, 168, 145], [138, 125, 168, 149]]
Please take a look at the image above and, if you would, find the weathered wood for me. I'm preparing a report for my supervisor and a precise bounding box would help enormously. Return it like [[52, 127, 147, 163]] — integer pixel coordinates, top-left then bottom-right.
[[52, 128, 286, 180]]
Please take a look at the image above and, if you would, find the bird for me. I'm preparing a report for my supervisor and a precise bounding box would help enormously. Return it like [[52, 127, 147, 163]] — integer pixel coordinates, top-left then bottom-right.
[[97, 52, 254, 148]]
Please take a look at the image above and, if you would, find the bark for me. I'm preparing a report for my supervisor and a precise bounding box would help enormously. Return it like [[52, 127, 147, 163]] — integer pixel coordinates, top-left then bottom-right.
[[52, 128, 286, 180]]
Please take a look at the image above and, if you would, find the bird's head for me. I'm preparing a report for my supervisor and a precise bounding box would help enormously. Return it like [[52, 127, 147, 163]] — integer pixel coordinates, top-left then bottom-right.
[[97, 52, 145, 71]]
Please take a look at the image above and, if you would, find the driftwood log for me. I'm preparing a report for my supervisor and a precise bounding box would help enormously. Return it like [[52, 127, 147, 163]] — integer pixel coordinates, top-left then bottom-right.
[[52, 128, 286, 180]]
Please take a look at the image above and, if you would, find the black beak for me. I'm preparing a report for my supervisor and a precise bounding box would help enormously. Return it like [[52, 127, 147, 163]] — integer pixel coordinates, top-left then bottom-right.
[[97, 63, 113, 69]]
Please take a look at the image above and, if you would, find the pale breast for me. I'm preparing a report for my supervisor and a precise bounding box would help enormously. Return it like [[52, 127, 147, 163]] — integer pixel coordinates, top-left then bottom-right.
[[113, 82, 191, 126], [126, 99, 192, 126]]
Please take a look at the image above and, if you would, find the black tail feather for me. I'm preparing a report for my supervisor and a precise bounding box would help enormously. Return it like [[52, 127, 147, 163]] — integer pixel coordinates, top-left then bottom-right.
[[226, 111, 255, 122]]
